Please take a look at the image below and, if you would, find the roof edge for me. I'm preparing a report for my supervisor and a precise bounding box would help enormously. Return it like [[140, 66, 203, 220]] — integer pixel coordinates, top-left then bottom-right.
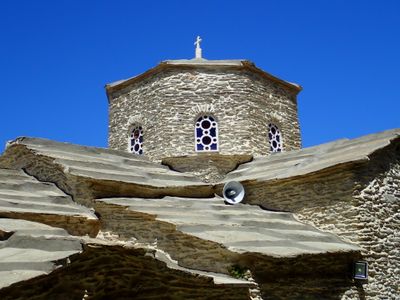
[[222, 128, 400, 183], [105, 59, 302, 99]]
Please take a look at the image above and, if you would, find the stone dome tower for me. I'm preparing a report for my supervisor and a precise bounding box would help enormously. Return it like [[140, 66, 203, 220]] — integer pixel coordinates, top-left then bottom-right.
[[105, 55, 302, 178]]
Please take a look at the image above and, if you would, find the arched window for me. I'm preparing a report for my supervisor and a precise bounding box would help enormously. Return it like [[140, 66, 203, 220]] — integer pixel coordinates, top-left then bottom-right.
[[129, 126, 144, 155], [268, 123, 282, 153], [195, 115, 218, 151]]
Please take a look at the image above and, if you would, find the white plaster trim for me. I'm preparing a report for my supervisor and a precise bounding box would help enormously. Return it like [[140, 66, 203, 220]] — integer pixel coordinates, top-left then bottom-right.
[[190, 104, 215, 115]]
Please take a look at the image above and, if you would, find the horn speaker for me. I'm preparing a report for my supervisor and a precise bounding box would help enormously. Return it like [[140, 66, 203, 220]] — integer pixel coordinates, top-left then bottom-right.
[[223, 181, 245, 205]]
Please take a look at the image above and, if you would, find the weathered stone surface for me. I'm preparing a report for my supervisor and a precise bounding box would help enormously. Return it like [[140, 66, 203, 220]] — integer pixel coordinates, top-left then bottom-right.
[[0, 129, 398, 299], [298, 143, 400, 299], [106, 60, 302, 163], [0, 168, 99, 236], [0, 218, 82, 289], [224, 128, 400, 185], [162, 153, 253, 182], [0, 137, 213, 206], [0, 218, 254, 298], [95, 196, 361, 299], [0, 222, 252, 299], [217, 129, 400, 299], [97, 196, 359, 257], [0, 244, 251, 300]]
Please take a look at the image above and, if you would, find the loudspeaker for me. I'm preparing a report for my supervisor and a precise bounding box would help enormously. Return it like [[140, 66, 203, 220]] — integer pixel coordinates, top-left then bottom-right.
[[223, 181, 245, 205]]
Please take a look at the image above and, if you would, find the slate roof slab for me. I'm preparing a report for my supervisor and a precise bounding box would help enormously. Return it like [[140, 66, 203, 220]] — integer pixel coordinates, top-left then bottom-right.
[[96, 196, 359, 258], [0, 218, 82, 289]]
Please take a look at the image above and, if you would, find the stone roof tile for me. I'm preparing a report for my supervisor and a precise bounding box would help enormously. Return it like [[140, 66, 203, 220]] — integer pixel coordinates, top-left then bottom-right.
[[105, 59, 302, 95], [225, 128, 400, 183], [0, 219, 82, 289], [96, 195, 360, 258]]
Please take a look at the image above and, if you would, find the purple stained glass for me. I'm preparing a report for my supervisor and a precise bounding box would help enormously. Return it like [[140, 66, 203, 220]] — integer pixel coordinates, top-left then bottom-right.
[[202, 136, 212, 145], [202, 120, 211, 129]]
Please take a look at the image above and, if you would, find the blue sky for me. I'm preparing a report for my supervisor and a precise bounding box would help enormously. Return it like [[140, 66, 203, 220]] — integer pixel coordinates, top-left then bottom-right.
[[1, 1, 399, 153]]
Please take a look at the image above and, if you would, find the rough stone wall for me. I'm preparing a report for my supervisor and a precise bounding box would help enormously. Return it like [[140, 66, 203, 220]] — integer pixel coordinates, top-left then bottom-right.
[[241, 146, 400, 299], [0, 245, 251, 300], [241, 166, 357, 213], [348, 148, 399, 299], [94, 201, 360, 300], [0, 211, 99, 237], [108, 66, 301, 163], [94, 201, 238, 274], [162, 154, 252, 183]]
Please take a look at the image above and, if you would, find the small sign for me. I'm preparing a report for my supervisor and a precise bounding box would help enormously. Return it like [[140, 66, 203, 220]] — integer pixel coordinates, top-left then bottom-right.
[[353, 261, 368, 280]]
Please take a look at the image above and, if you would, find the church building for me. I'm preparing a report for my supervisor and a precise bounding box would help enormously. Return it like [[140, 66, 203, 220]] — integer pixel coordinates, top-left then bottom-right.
[[0, 37, 398, 299]]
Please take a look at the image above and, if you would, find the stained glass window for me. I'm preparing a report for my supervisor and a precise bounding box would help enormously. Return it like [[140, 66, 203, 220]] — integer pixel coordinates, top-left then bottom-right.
[[268, 123, 282, 153], [195, 115, 218, 151], [129, 126, 143, 155]]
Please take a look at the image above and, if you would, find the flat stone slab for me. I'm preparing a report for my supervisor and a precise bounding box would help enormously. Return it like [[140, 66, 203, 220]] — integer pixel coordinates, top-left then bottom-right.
[[225, 128, 400, 183], [0, 138, 213, 207], [3, 137, 204, 187], [0, 218, 251, 294], [0, 168, 99, 236], [0, 168, 96, 219], [0, 242, 251, 300], [96, 196, 359, 258], [0, 218, 82, 289]]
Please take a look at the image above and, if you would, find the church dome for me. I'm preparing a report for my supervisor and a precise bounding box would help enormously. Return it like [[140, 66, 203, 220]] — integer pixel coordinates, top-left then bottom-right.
[[106, 58, 302, 168]]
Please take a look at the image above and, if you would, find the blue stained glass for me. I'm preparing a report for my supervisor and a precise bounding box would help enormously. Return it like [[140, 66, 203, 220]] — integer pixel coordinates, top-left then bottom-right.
[[139, 136, 143, 143], [195, 115, 218, 152], [196, 128, 203, 136], [210, 127, 216, 137]]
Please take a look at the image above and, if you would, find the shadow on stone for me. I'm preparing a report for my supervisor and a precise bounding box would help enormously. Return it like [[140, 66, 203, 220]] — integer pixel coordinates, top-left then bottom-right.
[[0, 244, 250, 300]]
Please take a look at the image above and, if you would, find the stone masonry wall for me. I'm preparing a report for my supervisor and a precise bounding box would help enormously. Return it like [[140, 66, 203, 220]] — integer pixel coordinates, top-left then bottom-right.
[[108, 66, 301, 162], [348, 147, 399, 299], [241, 145, 400, 299]]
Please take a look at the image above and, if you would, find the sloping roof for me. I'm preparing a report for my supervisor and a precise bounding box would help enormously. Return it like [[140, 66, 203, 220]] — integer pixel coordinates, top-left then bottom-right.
[[105, 58, 302, 96], [0, 218, 82, 289], [97, 196, 359, 258], [2, 131, 390, 296], [3, 137, 205, 188], [225, 128, 400, 183], [0, 168, 96, 219], [0, 137, 212, 206]]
